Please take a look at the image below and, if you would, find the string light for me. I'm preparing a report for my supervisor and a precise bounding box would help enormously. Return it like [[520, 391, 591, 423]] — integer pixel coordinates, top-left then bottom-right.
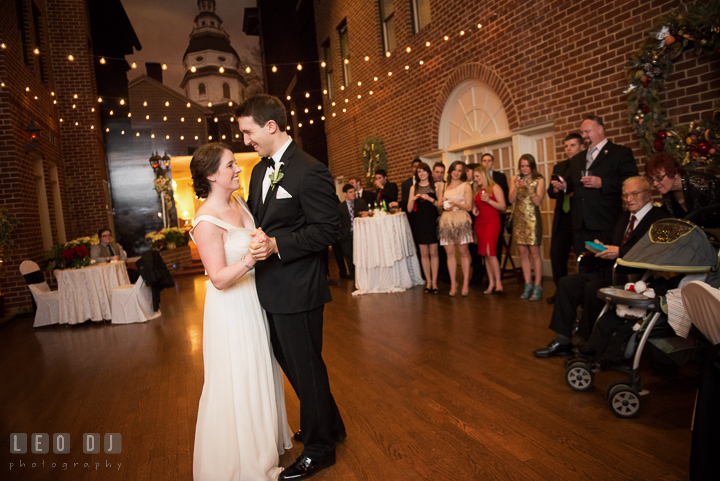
[[197, 118, 202, 122], [405, 65, 409, 70], [272, 65, 278, 72], [181, 117, 184, 122], [165, 101, 169, 106], [340, 86, 345, 91], [91, 125, 94, 129], [213, 117, 218, 122], [235, 134, 239, 138], [357, 94, 361, 99], [33, 48, 40, 55], [190, 66, 196, 72], [25, 87, 30, 91], [120, 99, 125, 105], [426, 41, 431, 47], [59, 119, 63, 122], [68, 55, 74, 61], [73, 94, 78, 99], [342, 108, 346, 112], [444, 36, 449, 41], [305, 92, 310, 98], [332, 113, 336, 117], [304, 108, 308, 113], [323, 89, 327, 95], [51, 92, 55, 96], [208, 135, 212, 140], [297, 64, 302, 70], [374, 77, 378, 81], [357, 81, 362, 86], [194, 136, 198, 140], [75, 122, 79, 126], [309, 120, 314, 124], [230, 117, 234, 122], [127, 113, 131, 117], [162, 64, 167, 70], [246, 66, 251, 73], [120, 130, 124, 134], [98, 97, 102, 102], [180, 136, 185, 140], [186, 102, 191, 107], [219, 66, 225, 73], [317, 105, 322, 110], [33, 96, 37, 100], [72, 104, 76, 108], [163, 116, 167, 121], [166, 135, 170, 139], [207, 102, 212, 107], [290, 110, 295, 116], [388, 71, 392, 76], [0, 43, 6, 49], [419, 60, 424, 65], [151, 134, 155, 138], [321, 116, 325, 121], [106, 128, 109, 132], [222, 135, 226, 139], [99, 57, 106, 64], [298, 122, 302, 127], [146, 115, 150, 120], [477, 23, 482, 29], [136, 132, 140, 137], [109, 110, 113, 115], [369, 91, 373, 95], [331, 102, 336, 106], [320, 62, 325, 68], [131, 62, 137, 69], [286, 96, 291, 100], [143, 101, 147, 106], [385, 52, 391, 57], [460, 30, 465, 35], [406, 47, 411, 53], [228, 101, 233, 107]]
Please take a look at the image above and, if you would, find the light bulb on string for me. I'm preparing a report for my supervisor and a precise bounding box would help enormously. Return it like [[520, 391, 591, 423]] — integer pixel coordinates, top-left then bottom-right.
[[143, 101, 147, 106], [208, 136, 212, 140], [331, 102, 336, 106], [477, 23, 482, 29], [272, 65, 278, 72], [309, 120, 314, 124], [163, 116, 167, 121], [426, 41, 431, 47], [197, 118, 202, 122], [323, 89, 327, 95], [305, 92, 310, 98], [419, 60, 424, 65], [162, 64, 167, 70], [91, 108, 95, 112], [190, 66, 196, 72], [374, 77, 378, 81], [98, 97, 102, 102], [120, 99, 125, 105], [385, 52, 390, 57], [332, 113, 336, 117], [369, 91, 373, 95], [340, 85, 345, 91], [181, 136, 184, 140], [286, 96, 291, 100], [151, 134, 155, 138], [51, 92, 55, 96], [68, 55, 74, 61], [99, 57, 106, 64], [298, 123, 302, 128], [131, 62, 137, 69], [213, 117, 218, 122], [405, 65, 409, 70], [136, 132, 140, 137], [127, 113, 131, 117], [1, 44, 6, 49], [317, 105, 322, 110], [460, 30, 465, 36], [219, 66, 224, 73], [230, 117, 234, 122], [364, 56, 369, 61], [357, 94, 361, 99], [297, 64, 302, 70], [207, 102, 212, 107], [291, 110, 295, 116], [406, 47, 411, 53], [109, 110, 113, 115], [73, 94, 78, 99], [342, 108, 346, 112], [235, 134, 239, 138], [222, 135, 226, 139], [33, 48, 40, 55], [388, 71, 392, 76], [166, 135, 170, 139], [91, 125, 94, 129], [106, 128, 109, 132], [344, 98, 348, 103], [165, 101, 169, 106], [194, 136, 198, 140], [304, 108, 308, 113], [25, 87, 30, 91], [357, 81, 362, 86], [444, 36, 449, 41], [146, 115, 150, 120]]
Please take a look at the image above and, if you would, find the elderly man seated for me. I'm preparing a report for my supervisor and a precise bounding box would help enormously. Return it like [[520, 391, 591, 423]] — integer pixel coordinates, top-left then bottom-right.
[[90, 228, 127, 263], [534, 177, 669, 357]]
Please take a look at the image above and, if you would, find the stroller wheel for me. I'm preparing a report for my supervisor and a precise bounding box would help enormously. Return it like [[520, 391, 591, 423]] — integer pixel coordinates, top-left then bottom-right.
[[606, 381, 641, 418], [565, 361, 594, 392]]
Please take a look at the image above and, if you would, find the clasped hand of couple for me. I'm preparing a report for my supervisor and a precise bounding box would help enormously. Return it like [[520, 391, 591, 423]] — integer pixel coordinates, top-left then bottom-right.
[[248, 228, 278, 261]]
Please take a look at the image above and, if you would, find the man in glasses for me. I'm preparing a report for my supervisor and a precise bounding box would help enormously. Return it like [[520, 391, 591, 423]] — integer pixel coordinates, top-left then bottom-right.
[[533, 177, 668, 358]]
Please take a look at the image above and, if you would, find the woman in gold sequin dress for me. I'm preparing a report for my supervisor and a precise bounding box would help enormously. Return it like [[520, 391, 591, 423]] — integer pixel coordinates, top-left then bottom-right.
[[509, 154, 545, 301]]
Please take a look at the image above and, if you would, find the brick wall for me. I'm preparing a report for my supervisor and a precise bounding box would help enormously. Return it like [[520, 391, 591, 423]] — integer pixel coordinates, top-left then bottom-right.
[[313, 0, 720, 183], [0, 0, 110, 314]]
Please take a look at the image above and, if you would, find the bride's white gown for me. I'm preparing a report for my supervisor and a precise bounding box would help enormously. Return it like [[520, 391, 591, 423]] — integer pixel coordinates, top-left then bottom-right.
[[191, 197, 292, 481]]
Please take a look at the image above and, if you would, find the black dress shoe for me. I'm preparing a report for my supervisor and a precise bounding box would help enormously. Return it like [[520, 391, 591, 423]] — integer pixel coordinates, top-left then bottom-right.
[[279, 450, 336, 480], [533, 340, 573, 358], [293, 430, 346, 443], [546, 296, 555, 304]]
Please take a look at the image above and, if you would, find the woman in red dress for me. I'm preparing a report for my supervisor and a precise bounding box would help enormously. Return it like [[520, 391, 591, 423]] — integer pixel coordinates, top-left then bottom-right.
[[472, 166, 507, 295]]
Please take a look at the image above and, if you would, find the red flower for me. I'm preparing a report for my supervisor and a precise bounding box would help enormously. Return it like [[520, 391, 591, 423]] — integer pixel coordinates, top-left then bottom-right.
[[77, 245, 89, 257]]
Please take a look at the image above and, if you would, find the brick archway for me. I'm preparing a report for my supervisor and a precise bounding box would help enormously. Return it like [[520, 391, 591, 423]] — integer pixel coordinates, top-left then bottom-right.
[[430, 63, 518, 149]]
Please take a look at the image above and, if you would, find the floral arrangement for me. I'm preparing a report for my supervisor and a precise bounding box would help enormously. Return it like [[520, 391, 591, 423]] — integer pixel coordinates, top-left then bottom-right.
[[360, 136, 389, 188], [154, 175, 173, 206], [145, 226, 191, 251], [46, 235, 100, 270], [624, 0, 720, 168]]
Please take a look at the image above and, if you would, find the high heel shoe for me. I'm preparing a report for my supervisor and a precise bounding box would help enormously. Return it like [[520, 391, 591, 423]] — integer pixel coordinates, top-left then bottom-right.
[[461, 289, 469, 297], [529, 284, 543, 301], [483, 286, 494, 295], [449, 290, 456, 297], [520, 283, 533, 299]]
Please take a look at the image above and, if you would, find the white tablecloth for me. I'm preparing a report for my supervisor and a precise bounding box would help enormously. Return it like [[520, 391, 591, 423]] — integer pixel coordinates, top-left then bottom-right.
[[352, 212, 424, 295], [54, 262, 131, 324]]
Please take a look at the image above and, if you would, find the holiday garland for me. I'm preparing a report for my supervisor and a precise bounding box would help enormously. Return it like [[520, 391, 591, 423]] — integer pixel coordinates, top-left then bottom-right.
[[360, 135, 389, 187], [625, 0, 720, 168]]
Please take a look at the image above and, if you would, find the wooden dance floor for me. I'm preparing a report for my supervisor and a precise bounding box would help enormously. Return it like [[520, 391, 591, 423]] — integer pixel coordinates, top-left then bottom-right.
[[0, 272, 696, 480]]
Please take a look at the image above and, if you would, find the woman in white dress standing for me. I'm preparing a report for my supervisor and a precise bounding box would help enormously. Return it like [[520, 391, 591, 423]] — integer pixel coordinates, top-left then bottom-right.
[[189, 143, 292, 481]]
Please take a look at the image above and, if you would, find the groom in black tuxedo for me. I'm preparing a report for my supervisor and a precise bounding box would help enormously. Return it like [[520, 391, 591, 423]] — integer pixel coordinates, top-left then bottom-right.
[[239, 94, 345, 480]]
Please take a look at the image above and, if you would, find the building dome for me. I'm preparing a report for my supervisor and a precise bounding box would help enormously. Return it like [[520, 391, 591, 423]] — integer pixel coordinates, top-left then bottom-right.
[[181, 0, 247, 105]]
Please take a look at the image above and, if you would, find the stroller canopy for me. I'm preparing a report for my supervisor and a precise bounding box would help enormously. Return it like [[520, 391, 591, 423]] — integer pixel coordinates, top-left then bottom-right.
[[617, 218, 718, 273]]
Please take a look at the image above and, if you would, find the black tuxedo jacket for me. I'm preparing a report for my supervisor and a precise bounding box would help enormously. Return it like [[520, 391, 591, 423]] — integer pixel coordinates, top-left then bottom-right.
[[593, 206, 669, 276], [566, 141, 638, 232], [548, 160, 572, 234], [491, 171, 509, 207], [356, 188, 376, 207], [375, 181, 398, 206], [338, 198, 368, 241], [247, 142, 339, 314], [401, 177, 414, 212]]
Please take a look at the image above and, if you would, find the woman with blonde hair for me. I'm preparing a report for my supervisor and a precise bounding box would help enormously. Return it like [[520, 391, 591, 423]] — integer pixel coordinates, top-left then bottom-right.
[[437, 161, 475, 296], [509, 154, 545, 301], [471, 166, 506, 295]]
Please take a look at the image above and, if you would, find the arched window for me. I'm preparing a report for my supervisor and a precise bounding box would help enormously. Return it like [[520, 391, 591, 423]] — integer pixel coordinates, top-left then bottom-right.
[[222, 83, 230, 99], [198, 83, 206, 96]]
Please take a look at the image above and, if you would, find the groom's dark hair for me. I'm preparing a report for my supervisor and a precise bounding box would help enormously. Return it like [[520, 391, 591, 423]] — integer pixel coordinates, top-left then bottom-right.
[[190, 143, 232, 199], [236, 94, 287, 131]]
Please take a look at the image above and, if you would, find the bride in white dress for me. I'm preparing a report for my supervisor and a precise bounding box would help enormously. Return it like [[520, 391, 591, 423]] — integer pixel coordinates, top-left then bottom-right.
[[189, 143, 292, 481]]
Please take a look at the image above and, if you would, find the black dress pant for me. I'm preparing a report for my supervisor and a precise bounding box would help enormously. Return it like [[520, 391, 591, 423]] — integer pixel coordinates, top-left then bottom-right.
[[339, 237, 354, 277], [548, 271, 612, 339], [267, 306, 345, 459], [331, 241, 347, 277], [550, 220, 574, 286]]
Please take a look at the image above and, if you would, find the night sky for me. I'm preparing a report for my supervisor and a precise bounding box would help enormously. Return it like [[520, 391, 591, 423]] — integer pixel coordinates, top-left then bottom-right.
[[122, 0, 259, 94]]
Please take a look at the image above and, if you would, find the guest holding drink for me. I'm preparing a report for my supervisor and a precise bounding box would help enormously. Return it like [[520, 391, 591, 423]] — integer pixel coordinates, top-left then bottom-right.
[[471, 166, 506, 296], [509, 154, 545, 301], [437, 161, 474, 297], [407, 162, 440, 294]]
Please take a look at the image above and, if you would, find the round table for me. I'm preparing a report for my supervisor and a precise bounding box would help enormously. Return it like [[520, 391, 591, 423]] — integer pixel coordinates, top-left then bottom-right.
[[352, 212, 424, 295], [54, 262, 131, 324]]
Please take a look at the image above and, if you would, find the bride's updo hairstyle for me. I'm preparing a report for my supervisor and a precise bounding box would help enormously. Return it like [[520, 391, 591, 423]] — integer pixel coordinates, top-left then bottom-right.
[[190, 142, 232, 198]]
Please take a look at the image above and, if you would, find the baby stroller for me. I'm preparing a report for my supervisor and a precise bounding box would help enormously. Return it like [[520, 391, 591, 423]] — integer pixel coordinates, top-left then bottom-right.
[[563, 218, 719, 418]]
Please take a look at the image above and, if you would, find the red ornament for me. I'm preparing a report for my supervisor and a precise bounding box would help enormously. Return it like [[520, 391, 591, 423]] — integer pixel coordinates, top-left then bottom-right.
[[657, 131, 667, 140], [696, 142, 711, 154], [643, 81, 649, 87], [654, 140, 664, 152], [642, 106, 650, 114]]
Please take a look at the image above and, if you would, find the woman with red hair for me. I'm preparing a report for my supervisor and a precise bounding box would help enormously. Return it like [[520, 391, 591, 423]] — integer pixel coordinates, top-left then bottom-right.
[[644, 153, 720, 227]]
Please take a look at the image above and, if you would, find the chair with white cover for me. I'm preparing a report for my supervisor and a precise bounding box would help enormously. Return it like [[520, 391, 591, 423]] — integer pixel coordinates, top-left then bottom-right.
[[682, 280, 720, 345], [19, 260, 60, 328], [111, 276, 161, 324]]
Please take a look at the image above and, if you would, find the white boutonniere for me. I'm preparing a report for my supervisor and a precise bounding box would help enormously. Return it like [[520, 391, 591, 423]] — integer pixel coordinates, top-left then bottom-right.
[[268, 161, 285, 189]]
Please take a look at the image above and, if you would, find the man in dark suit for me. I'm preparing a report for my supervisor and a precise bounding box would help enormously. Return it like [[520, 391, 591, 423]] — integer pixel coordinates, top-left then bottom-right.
[[533, 177, 668, 357], [349, 177, 375, 208], [373, 169, 398, 208], [240, 94, 345, 479], [555, 115, 639, 256], [400, 158, 422, 212], [336, 184, 368, 279], [546, 133, 583, 304], [432, 162, 450, 283]]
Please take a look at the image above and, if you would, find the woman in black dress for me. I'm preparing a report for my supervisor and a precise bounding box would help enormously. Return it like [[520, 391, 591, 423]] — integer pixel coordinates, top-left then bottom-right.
[[407, 162, 440, 293]]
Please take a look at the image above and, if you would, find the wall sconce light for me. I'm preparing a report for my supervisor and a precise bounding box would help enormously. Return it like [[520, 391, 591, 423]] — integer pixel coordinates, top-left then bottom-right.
[[25, 121, 41, 153]]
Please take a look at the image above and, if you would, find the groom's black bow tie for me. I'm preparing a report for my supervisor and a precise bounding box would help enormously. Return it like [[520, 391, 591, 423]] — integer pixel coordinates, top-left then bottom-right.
[[265, 157, 275, 169]]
